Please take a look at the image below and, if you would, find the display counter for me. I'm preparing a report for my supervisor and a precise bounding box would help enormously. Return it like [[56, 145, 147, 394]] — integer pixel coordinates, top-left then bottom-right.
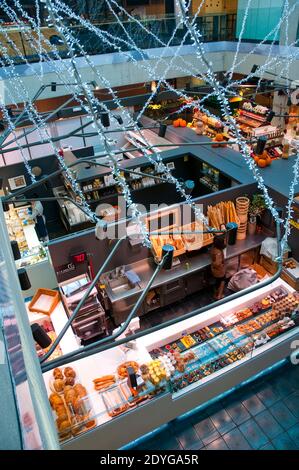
[[100, 233, 265, 325], [3, 202, 59, 297], [42, 278, 299, 450]]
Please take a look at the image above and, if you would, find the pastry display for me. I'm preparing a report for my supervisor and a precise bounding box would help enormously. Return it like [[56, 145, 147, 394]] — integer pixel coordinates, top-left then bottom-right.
[[147, 288, 298, 394], [53, 378, 65, 393], [101, 386, 130, 418], [180, 335, 196, 349], [150, 231, 186, 261], [48, 367, 95, 441], [93, 375, 116, 392], [117, 361, 139, 379], [53, 368, 64, 380], [284, 259, 297, 269]]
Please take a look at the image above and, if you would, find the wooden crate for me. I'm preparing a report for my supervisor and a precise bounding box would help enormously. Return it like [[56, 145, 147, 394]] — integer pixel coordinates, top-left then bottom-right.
[[260, 253, 288, 275], [281, 258, 299, 290], [29, 288, 60, 315]]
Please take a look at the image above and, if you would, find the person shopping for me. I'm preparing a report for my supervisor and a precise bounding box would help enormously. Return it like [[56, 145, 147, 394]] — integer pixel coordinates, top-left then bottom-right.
[[29, 194, 49, 243], [211, 236, 226, 300]]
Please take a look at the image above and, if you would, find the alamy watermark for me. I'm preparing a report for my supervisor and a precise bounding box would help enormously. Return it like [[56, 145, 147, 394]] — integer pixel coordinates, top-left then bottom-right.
[[94, 198, 206, 241], [290, 340, 299, 365]]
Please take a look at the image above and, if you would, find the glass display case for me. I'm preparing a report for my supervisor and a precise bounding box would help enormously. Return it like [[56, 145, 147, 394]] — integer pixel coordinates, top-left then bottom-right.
[[42, 279, 299, 449], [4, 202, 48, 267]]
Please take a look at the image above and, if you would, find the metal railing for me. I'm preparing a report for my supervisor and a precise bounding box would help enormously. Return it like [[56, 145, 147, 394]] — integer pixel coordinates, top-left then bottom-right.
[[0, 14, 237, 65]]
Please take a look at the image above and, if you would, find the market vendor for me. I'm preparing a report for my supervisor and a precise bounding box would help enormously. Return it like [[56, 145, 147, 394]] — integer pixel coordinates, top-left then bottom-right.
[[211, 235, 226, 300], [29, 194, 49, 243]]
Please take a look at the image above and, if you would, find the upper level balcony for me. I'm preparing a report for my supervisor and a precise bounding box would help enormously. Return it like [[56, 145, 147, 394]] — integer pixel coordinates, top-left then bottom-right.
[[0, 13, 237, 65]]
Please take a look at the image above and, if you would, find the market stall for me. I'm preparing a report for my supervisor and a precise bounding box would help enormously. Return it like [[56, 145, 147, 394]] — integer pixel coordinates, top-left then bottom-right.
[[4, 202, 58, 297], [39, 278, 299, 449]]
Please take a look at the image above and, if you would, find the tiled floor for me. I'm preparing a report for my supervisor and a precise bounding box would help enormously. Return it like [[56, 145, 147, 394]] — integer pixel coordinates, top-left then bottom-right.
[[129, 362, 299, 450]]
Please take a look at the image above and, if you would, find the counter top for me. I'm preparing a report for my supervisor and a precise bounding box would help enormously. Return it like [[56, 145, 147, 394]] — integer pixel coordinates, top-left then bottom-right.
[[102, 233, 265, 304], [157, 122, 299, 199]]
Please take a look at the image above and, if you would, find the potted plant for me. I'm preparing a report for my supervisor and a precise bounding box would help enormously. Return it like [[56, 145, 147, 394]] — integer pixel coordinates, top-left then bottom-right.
[[248, 194, 266, 235]]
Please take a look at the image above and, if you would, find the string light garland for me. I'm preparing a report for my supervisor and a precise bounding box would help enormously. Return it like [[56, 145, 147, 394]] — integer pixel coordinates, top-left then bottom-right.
[[0, 0, 297, 252]]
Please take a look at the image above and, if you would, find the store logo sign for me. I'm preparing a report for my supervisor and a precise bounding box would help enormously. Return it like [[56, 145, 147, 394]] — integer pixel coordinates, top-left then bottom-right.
[[290, 340, 299, 365], [56, 262, 76, 277]]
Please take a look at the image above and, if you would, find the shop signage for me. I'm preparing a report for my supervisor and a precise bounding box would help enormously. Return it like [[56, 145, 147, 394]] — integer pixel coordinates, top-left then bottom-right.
[[56, 262, 76, 276]]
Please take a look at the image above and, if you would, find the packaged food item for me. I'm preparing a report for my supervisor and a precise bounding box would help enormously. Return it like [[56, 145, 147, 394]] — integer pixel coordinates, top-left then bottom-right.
[[93, 375, 116, 391], [117, 361, 139, 379]]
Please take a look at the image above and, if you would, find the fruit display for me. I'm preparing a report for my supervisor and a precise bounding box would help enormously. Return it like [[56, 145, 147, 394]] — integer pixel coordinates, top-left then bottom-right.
[[172, 118, 187, 127], [253, 151, 272, 168], [48, 367, 95, 441]]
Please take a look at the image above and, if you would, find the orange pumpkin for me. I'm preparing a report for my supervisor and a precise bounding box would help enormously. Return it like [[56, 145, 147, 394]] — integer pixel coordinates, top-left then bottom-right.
[[179, 119, 187, 127], [257, 159, 267, 168], [215, 133, 224, 142], [258, 151, 268, 160], [173, 119, 180, 127], [254, 155, 260, 163]]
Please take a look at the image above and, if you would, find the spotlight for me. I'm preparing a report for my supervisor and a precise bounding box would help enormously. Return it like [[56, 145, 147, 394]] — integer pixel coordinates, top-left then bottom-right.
[[162, 244, 174, 270], [90, 81, 97, 89], [113, 114, 123, 125], [2, 201, 9, 212], [256, 136, 267, 155], [251, 65, 258, 75], [11, 240, 21, 260], [51, 82, 57, 92], [31, 323, 52, 349], [266, 111, 275, 123], [184, 179, 195, 195], [100, 112, 110, 128], [158, 123, 167, 138], [18, 268, 31, 291]]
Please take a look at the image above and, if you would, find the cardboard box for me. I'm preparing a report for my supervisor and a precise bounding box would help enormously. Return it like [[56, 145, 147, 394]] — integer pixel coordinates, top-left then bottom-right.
[[281, 257, 299, 290]]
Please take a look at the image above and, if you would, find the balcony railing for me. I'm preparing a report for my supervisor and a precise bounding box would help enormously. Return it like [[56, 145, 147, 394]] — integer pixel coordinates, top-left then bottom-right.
[[0, 14, 237, 65]]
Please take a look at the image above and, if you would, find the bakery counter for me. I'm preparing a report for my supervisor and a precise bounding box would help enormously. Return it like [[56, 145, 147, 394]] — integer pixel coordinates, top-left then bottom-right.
[[100, 233, 266, 324], [51, 278, 299, 450]]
